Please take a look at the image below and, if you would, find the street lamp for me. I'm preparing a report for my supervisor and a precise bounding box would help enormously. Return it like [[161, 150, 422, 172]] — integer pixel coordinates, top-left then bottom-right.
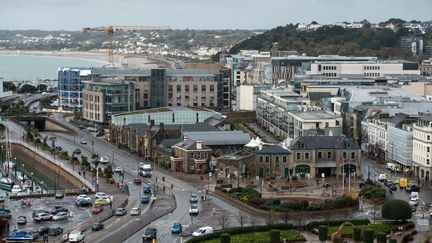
[[30, 172, 34, 192]]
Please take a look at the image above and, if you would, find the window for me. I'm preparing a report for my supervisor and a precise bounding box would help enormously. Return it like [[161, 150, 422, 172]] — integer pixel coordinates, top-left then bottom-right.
[[305, 153, 309, 160], [300, 142, 305, 149], [428, 147, 430, 153], [265, 156, 269, 163], [343, 152, 347, 159], [190, 153, 194, 159], [351, 152, 356, 160], [327, 152, 332, 159], [428, 135, 431, 141], [427, 159, 430, 165], [296, 153, 301, 160], [259, 156, 263, 163], [336, 120, 340, 126], [283, 156, 287, 163], [318, 152, 322, 159], [276, 157, 280, 163]]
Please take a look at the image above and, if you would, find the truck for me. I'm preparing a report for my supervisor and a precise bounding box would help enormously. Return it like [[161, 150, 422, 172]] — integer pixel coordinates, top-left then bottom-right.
[[139, 164, 152, 177]]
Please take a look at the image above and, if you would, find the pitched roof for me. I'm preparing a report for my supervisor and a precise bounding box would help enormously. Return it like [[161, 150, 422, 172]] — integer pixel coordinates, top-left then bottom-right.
[[174, 140, 210, 150], [159, 138, 181, 148], [254, 145, 289, 154], [388, 113, 409, 126], [289, 136, 360, 150], [182, 131, 251, 146]]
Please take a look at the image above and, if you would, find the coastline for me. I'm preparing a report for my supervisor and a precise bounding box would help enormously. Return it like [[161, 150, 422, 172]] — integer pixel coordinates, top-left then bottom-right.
[[0, 50, 110, 63]]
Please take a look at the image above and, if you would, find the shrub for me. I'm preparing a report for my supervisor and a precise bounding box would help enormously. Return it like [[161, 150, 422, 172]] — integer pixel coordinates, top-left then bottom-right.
[[353, 227, 361, 241], [308, 219, 370, 230], [359, 181, 385, 201], [381, 199, 412, 221], [363, 229, 374, 243], [376, 233, 387, 243]]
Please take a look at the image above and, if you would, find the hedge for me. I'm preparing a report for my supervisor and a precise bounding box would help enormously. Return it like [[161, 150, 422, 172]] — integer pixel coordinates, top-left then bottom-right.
[[308, 219, 370, 230], [186, 224, 294, 243]]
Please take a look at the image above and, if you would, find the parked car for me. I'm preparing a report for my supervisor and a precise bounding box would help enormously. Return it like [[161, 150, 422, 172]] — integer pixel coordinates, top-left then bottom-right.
[[141, 196, 150, 204], [38, 227, 49, 236], [49, 206, 69, 214], [389, 184, 397, 191], [32, 209, 49, 218], [99, 156, 109, 164], [0, 208, 11, 219], [406, 185, 420, 193], [143, 185, 151, 194], [55, 146, 62, 151], [17, 216, 27, 225], [54, 192, 64, 199], [73, 148, 81, 155], [114, 167, 123, 173], [171, 222, 182, 234], [95, 192, 107, 199], [190, 194, 198, 203], [114, 208, 127, 216], [48, 227, 63, 236], [92, 223, 104, 231], [0, 194, 5, 203], [68, 230, 84, 242], [91, 206, 104, 215], [409, 200, 418, 207], [192, 226, 213, 237], [33, 213, 52, 222], [189, 205, 199, 215], [80, 139, 87, 144], [52, 212, 69, 221], [133, 178, 142, 186], [130, 207, 141, 216], [75, 198, 92, 207], [142, 227, 157, 241]]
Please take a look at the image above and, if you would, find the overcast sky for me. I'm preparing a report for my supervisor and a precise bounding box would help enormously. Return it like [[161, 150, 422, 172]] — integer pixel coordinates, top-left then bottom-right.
[[0, 0, 431, 30]]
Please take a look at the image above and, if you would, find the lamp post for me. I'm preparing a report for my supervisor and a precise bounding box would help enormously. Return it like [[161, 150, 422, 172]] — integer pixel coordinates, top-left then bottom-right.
[[13, 157, 17, 176], [30, 172, 34, 192]]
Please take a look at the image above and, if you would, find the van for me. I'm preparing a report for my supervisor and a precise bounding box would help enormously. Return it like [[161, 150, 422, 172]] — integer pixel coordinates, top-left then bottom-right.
[[410, 191, 419, 201], [68, 230, 84, 242], [378, 174, 387, 182], [192, 226, 213, 237]]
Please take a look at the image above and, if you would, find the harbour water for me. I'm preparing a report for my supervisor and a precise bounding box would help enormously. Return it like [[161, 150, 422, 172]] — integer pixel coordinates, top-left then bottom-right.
[[0, 54, 105, 81]]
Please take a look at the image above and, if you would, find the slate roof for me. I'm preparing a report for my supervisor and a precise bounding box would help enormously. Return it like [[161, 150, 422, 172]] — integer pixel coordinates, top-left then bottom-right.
[[420, 114, 432, 122], [388, 113, 409, 126], [174, 140, 210, 150], [159, 138, 181, 148], [254, 144, 289, 154], [289, 136, 360, 150], [182, 131, 251, 146]]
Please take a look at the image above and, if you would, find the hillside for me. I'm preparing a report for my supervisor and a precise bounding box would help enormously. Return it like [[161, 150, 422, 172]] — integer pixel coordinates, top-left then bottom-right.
[[229, 24, 431, 59]]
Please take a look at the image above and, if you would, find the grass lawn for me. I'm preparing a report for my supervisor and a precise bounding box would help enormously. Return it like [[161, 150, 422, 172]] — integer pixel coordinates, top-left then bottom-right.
[[202, 229, 305, 243], [327, 224, 398, 238]]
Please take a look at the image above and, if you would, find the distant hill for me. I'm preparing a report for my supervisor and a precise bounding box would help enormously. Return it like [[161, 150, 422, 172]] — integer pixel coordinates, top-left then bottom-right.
[[229, 24, 431, 60]]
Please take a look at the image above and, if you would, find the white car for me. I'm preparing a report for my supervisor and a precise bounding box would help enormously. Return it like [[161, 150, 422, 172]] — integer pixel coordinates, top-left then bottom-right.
[[99, 157, 109, 164], [130, 207, 141, 216], [114, 167, 123, 173], [95, 192, 107, 199], [192, 226, 213, 237], [189, 205, 199, 215], [69, 230, 84, 242], [76, 194, 89, 200], [80, 139, 87, 144], [52, 212, 69, 221]]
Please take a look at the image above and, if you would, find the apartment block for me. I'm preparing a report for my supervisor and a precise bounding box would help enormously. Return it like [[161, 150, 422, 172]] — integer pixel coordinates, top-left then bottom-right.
[[288, 111, 343, 138], [412, 115, 432, 181]]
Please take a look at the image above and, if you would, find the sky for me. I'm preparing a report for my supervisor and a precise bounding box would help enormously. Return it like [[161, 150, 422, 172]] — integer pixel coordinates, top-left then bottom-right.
[[0, 0, 431, 30]]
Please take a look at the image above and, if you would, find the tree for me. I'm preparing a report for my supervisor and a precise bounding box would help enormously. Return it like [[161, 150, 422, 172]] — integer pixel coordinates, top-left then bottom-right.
[[382, 199, 412, 221], [236, 210, 248, 228], [218, 212, 230, 229], [37, 84, 48, 92], [19, 84, 38, 93], [3, 81, 16, 92], [104, 164, 114, 179]]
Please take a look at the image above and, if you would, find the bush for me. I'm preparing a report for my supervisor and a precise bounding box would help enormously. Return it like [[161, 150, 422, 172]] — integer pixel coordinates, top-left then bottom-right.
[[376, 233, 387, 243], [308, 219, 370, 230], [353, 227, 361, 241], [359, 181, 386, 201], [382, 199, 412, 221], [363, 229, 374, 243]]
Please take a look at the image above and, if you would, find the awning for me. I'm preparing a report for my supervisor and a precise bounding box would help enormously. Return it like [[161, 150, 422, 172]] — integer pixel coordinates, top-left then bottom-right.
[[316, 162, 336, 168]]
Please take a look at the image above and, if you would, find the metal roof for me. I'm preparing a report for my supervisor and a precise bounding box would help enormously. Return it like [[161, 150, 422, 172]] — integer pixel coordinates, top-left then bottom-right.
[[182, 131, 251, 146]]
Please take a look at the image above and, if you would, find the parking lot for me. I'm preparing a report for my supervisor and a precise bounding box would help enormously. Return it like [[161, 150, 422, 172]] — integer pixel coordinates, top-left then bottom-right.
[[2, 195, 98, 241]]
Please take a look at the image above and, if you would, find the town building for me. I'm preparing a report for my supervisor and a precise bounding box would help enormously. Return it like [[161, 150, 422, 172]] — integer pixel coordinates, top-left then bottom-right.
[[170, 139, 212, 174], [420, 58, 432, 76], [252, 144, 290, 178], [400, 36, 424, 56], [412, 115, 432, 181], [288, 111, 343, 138], [235, 84, 271, 111]]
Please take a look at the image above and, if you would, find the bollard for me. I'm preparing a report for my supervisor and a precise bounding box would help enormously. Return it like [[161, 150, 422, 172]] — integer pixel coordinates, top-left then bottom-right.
[[318, 225, 328, 242], [270, 229, 280, 243]]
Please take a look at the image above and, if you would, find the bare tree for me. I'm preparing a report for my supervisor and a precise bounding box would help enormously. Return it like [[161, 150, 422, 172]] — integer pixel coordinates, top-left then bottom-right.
[[322, 212, 333, 225], [218, 213, 230, 229], [266, 210, 277, 225], [249, 213, 259, 226], [282, 211, 290, 225], [236, 210, 248, 228], [293, 215, 306, 229]]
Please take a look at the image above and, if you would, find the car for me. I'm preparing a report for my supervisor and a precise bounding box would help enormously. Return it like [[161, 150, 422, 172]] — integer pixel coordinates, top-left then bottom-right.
[[378, 174, 387, 182], [411, 205, 417, 212], [52, 212, 69, 221], [171, 222, 182, 234], [114, 167, 123, 173], [79, 125, 86, 130], [142, 227, 157, 241], [54, 192, 64, 199], [87, 127, 98, 132], [55, 146, 62, 151], [75, 198, 92, 207], [92, 223, 104, 231], [17, 216, 27, 225], [38, 227, 50, 236], [133, 178, 142, 186], [91, 206, 104, 215], [189, 205, 199, 215], [410, 192, 419, 201], [32, 209, 49, 218], [76, 194, 90, 200], [383, 179, 390, 187], [409, 200, 418, 207], [0, 208, 11, 219], [114, 207, 127, 216], [192, 226, 213, 237], [73, 148, 81, 155], [190, 194, 199, 203], [80, 139, 87, 144], [406, 185, 420, 193], [33, 213, 52, 222], [68, 230, 84, 242], [143, 185, 151, 194], [141, 196, 150, 204], [48, 227, 63, 236], [99, 156, 109, 164], [49, 206, 69, 214], [95, 192, 107, 199], [95, 198, 111, 206], [130, 207, 141, 216], [389, 184, 397, 191], [0, 194, 5, 203]]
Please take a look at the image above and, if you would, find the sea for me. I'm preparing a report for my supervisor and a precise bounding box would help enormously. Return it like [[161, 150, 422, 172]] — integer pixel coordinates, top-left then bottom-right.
[[0, 54, 105, 81]]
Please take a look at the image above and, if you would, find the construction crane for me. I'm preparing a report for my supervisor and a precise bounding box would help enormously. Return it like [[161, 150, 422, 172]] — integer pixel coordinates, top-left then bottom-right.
[[82, 25, 171, 66]]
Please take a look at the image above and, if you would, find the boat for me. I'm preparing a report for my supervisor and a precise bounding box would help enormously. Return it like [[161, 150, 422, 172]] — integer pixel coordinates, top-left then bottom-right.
[[5, 230, 36, 242], [0, 177, 13, 192]]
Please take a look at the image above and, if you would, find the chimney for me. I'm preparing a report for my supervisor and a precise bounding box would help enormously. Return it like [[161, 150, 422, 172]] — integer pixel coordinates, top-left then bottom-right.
[[183, 135, 189, 141], [150, 119, 155, 127], [196, 140, 202, 150], [159, 122, 164, 132]]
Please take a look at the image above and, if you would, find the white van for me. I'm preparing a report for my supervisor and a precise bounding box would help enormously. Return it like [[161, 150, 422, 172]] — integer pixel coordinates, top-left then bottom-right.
[[69, 230, 84, 242], [378, 174, 387, 182], [410, 191, 419, 201], [192, 226, 213, 237]]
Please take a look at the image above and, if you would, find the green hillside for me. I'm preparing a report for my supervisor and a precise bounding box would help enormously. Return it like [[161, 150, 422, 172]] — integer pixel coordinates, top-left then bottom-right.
[[229, 24, 431, 60]]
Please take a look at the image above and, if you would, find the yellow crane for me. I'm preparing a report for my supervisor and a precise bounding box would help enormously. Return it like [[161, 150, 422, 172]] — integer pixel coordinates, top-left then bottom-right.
[[82, 25, 171, 66]]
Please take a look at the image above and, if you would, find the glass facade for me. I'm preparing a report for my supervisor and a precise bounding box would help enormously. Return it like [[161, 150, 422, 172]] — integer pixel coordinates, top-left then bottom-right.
[[151, 69, 166, 108], [57, 67, 94, 110]]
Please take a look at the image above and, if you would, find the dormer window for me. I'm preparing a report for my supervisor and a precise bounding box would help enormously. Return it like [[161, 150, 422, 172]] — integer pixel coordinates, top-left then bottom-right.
[[300, 142, 305, 149]]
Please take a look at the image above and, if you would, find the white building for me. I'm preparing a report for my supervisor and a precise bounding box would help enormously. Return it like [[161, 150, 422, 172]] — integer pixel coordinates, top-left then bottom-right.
[[412, 115, 432, 181], [307, 61, 420, 79], [288, 111, 343, 138], [235, 84, 271, 111]]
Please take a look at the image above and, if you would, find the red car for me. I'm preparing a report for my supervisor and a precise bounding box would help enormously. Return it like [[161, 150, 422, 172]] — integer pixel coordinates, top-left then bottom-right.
[[91, 206, 104, 215], [133, 178, 142, 186]]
